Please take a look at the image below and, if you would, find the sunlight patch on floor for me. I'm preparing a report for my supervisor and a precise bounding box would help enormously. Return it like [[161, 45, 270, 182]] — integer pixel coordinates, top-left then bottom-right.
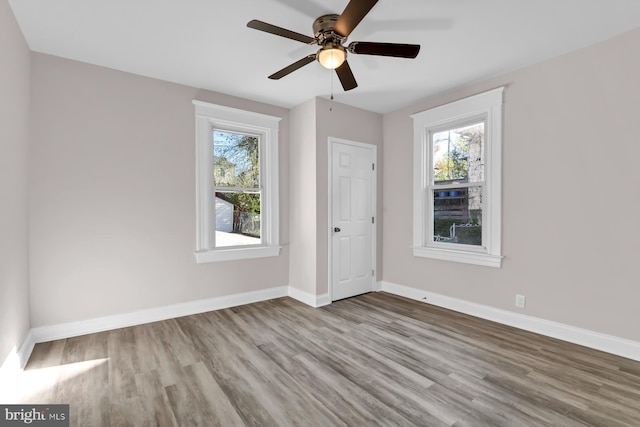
[[0, 358, 109, 404]]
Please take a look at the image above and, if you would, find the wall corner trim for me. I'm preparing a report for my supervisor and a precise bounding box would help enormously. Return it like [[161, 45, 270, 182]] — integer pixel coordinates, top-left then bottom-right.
[[378, 281, 640, 362]]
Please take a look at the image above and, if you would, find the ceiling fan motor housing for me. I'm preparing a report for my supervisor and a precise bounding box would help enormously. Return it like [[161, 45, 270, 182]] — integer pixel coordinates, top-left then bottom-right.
[[313, 14, 346, 45]]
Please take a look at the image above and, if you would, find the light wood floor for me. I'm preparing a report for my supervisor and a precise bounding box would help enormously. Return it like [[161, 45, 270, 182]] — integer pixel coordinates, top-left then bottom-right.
[[15, 292, 640, 426]]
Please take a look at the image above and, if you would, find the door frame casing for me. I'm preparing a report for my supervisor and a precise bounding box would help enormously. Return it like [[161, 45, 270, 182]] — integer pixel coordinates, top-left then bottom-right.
[[327, 137, 377, 302]]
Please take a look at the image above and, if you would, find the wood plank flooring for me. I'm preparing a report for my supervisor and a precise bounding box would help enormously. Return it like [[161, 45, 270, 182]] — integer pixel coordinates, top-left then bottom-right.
[[11, 292, 640, 426]]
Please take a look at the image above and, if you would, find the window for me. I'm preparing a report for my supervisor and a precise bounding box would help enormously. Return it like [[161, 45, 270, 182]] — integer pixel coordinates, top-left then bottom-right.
[[194, 101, 281, 263], [412, 88, 503, 267]]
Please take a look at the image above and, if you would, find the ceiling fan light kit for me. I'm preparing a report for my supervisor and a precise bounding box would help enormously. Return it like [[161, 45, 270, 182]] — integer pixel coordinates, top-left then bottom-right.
[[247, 0, 420, 91], [317, 45, 346, 70]]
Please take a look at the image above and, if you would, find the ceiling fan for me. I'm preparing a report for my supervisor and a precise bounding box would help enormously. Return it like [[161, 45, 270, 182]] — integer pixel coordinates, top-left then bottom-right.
[[247, 0, 420, 91]]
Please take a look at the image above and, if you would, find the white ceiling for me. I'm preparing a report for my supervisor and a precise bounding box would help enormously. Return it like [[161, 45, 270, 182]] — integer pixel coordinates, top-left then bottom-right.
[[9, 0, 640, 114]]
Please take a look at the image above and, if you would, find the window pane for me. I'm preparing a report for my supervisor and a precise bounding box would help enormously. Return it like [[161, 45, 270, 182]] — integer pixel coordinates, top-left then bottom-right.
[[215, 191, 261, 247], [213, 131, 260, 188], [433, 122, 484, 185], [433, 187, 482, 246]]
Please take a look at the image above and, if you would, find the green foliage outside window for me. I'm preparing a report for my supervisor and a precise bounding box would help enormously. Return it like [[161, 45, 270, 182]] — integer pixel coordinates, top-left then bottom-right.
[[434, 139, 469, 182], [214, 131, 262, 236]]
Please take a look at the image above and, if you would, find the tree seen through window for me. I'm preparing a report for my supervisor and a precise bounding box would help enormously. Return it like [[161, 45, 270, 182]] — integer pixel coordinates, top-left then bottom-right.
[[213, 130, 261, 245]]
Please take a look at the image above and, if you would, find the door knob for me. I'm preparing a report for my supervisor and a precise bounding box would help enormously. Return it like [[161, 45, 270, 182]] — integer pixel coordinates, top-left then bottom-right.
[[334, 227, 341, 232]]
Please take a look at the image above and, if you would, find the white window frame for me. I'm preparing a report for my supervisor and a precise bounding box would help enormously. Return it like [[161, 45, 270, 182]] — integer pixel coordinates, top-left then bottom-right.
[[193, 100, 281, 263], [411, 87, 503, 268]]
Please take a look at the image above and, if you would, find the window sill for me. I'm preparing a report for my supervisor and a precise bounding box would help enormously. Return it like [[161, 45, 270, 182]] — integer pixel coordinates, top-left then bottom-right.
[[195, 246, 281, 263], [412, 246, 502, 268]]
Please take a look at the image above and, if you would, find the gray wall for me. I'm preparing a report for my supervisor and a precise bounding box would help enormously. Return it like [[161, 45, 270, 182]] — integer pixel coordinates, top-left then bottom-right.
[[382, 28, 640, 341], [4, 2, 639, 351], [0, 0, 31, 365], [288, 97, 383, 298], [28, 53, 290, 327], [288, 99, 318, 295], [315, 98, 383, 295]]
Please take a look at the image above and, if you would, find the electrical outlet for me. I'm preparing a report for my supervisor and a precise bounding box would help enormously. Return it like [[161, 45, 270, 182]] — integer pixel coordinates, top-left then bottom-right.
[[515, 294, 526, 308]]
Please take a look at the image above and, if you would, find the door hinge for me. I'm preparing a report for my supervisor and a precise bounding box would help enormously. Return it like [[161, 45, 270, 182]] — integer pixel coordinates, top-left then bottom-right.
[[372, 216, 375, 224], [372, 163, 375, 171], [372, 269, 375, 277]]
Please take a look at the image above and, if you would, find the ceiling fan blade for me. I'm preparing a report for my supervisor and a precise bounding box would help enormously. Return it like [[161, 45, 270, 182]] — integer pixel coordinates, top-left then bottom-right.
[[335, 61, 358, 91], [269, 55, 317, 80], [247, 20, 316, 44], [334, 0, 379, 38], [349, 41, 420, 58]]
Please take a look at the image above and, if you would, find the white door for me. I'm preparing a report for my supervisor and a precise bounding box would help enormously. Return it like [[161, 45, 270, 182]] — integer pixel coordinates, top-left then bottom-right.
[[330, 139, 376, 301]]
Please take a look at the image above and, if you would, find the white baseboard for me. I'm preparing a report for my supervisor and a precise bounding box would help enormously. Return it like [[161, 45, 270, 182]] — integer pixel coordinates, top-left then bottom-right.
[[19, 280, 632, 372], [379, 281, 640, 362], [289, 287, 331, 307], [16, 285, 331, 368], [30, 286, 289, 344], [0, 330, 35, 377], [17, 330, 35, 369], [316, 293, 331, 307]]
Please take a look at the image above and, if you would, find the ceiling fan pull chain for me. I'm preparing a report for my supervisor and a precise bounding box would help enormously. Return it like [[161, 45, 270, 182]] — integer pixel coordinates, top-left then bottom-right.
[[330, 68, 335, 109]]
